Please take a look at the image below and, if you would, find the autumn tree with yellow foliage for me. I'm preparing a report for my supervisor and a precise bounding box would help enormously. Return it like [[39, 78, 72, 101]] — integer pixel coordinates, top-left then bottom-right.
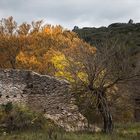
[[16, 23, 88, 76]]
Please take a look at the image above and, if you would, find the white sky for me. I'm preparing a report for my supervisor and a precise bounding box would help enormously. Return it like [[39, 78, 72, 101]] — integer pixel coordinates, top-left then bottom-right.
[[0, 0, 140, 29]]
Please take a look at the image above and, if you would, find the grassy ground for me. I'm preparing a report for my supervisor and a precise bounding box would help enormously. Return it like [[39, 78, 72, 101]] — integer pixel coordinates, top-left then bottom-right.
[[0, 123, 140, 140]]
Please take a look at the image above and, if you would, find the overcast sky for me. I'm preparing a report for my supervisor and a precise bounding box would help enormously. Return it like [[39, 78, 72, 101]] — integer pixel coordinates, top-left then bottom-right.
[[0, 0, 140, 29]]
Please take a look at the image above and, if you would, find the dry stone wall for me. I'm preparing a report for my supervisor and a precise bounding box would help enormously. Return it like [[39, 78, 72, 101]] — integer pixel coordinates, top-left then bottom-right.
[[0, 69, 88, 131]]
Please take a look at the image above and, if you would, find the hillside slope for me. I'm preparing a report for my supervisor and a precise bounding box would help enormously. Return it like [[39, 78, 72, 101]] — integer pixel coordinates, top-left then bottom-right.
[[73, 22, 140, 55]]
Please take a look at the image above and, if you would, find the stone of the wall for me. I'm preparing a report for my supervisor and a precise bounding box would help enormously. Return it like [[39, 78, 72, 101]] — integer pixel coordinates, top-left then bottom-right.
[[0, 69, 88, 131]]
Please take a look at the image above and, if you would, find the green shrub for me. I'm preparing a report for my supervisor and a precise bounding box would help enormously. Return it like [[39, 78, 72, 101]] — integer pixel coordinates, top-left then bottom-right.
[[0, 103, 47, 132], [3, 102, 13, 114]]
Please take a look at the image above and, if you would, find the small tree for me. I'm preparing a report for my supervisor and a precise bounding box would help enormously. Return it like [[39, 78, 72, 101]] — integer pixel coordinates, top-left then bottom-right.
[[57, 39, 140, 133]]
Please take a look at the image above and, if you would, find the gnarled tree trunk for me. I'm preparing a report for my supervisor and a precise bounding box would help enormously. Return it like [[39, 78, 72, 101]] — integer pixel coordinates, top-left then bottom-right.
[[96, 90, 113, 133]]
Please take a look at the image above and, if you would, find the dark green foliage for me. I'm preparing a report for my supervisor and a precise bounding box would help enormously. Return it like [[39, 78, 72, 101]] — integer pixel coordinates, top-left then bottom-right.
[[2, 102, 13, 114], [73, 22, 140, 56]]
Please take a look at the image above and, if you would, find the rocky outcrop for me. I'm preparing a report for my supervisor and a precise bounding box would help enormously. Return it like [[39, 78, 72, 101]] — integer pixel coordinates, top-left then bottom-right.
[[0, 69, 88, 131]]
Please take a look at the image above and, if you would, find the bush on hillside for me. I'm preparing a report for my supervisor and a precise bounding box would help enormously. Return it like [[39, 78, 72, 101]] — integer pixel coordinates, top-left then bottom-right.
[[0, 102, 46, 132]]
